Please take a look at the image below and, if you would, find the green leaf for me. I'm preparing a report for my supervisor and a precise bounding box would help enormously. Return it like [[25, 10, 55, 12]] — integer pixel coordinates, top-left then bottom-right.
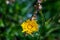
[[0, 19, 4, 27]]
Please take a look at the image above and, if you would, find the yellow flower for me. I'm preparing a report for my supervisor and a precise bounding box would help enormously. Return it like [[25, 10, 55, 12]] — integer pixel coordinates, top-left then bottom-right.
[[21, 19, 38, 35]]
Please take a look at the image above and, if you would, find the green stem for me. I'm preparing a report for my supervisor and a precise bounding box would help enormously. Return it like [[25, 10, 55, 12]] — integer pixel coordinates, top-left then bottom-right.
[[38, 10, 45, 40]]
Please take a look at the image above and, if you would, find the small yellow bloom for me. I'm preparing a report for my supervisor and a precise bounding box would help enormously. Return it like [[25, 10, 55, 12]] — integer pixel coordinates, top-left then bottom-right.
[[21, 19, 38, 35]]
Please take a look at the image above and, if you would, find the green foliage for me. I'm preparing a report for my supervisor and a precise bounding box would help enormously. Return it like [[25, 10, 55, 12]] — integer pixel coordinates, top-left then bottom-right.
[[0, 0, 60, 40]]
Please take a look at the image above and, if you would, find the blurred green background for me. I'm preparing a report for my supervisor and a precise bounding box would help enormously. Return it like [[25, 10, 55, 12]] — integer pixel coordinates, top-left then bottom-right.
[[0, 0, 60, 40]]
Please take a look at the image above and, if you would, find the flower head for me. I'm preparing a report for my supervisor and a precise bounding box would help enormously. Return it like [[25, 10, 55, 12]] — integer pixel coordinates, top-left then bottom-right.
[[21, 19, 38, 35]]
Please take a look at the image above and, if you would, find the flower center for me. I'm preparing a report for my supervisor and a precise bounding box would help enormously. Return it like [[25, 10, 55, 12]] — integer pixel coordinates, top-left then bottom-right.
[[27, 24, 33, 30]]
